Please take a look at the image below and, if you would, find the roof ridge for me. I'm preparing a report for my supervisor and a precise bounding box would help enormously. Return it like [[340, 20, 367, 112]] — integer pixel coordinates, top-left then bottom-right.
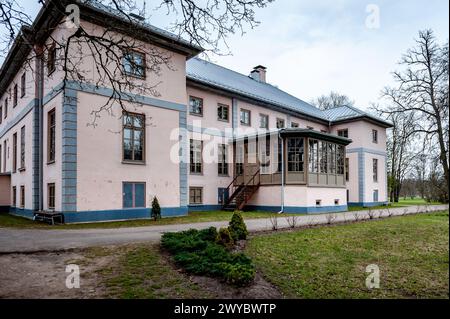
[[189, 58, 322, 110]]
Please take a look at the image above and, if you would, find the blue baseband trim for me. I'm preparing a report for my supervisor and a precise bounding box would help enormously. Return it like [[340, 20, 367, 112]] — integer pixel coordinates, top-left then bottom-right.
[[348, 201, 388, 207], [188, 204, 223, 212], [63, 206, 188, 223], [246, 205, 348, 214], [9, 208, 34, 219]]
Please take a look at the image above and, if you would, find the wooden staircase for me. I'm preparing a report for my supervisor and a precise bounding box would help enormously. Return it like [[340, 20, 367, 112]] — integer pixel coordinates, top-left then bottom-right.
[[222, 169, 260, 211]]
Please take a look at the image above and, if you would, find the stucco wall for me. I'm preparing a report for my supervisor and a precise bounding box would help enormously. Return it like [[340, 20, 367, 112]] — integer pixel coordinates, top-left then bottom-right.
[[76, 91, 182, 211], [0, 175, 10, 206]]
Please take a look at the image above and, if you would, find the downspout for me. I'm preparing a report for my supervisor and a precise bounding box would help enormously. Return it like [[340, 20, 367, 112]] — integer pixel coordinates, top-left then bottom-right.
[[37, 47, 44, 211], [277, 131, 284, 214]]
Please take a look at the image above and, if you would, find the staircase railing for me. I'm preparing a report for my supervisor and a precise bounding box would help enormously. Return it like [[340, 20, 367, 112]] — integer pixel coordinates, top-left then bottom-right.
[[237, 169, 260, 209], [221, 174, 243, 208]]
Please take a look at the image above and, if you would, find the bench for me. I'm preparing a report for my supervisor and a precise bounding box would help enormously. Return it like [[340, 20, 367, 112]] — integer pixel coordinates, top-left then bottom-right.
[[33, 211, 64, 225]]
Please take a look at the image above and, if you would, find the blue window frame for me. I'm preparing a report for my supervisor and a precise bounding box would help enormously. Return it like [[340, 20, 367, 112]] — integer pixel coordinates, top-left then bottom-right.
[[123, 182, 146, 208], [218, 188, 229, 204], [373, 189, 379, 202]]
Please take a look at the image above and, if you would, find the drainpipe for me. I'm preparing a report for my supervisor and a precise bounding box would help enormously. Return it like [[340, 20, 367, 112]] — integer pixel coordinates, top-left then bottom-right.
[[37, 46, 44, 211], [277, 131, 284, 214]]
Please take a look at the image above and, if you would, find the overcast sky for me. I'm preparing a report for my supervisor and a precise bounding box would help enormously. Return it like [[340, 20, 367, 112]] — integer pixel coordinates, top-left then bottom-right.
[[3, 0, 449, 110]]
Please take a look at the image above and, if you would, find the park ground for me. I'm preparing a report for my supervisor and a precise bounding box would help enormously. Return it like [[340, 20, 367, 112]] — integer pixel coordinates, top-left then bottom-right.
[[0, 203, 448, 299], [0, 197, 440, 230]]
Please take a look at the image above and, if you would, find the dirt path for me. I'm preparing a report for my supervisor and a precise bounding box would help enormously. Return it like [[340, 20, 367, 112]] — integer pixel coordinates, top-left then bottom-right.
[[0, 244, 282, 299], [0, 250, 115, 298]]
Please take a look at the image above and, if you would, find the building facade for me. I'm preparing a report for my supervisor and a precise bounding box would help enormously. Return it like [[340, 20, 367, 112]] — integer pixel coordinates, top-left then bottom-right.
[[0, 1, 391, 223]]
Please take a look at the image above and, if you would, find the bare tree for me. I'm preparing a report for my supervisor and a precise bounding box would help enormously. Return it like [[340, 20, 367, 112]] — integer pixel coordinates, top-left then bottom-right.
[[380, 111, 417, 202], [0, 0, 272, 122], [311, 91, 355, 110], [378, 30, 449, 197]]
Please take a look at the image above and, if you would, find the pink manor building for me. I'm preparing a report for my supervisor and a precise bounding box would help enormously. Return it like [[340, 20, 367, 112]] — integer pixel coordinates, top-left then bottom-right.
[[0, 1, 391, 223]]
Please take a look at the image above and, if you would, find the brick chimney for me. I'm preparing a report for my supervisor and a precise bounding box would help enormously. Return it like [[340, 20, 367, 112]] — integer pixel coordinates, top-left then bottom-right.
[[249, 65, 267, 82]]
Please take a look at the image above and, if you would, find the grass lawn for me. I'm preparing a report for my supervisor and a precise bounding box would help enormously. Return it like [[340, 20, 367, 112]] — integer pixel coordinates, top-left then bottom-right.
[[0, 210, 281, 229], [0, 197, 443, 229], [246, 211, 449, 298], [347, 197, 441, 212], [89, 244, 212, 299]]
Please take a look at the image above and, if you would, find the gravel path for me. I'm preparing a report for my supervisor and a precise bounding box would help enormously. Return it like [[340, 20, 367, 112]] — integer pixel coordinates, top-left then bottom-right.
[[0, 205, 447, 253]]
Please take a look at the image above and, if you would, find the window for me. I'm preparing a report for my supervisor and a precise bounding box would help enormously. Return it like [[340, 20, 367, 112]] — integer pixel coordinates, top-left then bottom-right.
[[48, 183, 55, 210], [13, 84, 17, 107], [12, 132, 17, 173], [276, 118, 285, 129], [218, 188, 228, 204], [308, 139, 319, 173], [345, 158, 349, 181], [372, 129, 378, 143], [287, 137, 304, 172], [12, 186, 16, 207], [190, 139, 203, 174], [3, 140, 6, 172], [123, 182, 145, 208], [319, 141, 327, 173], [336, 145, 344, 174], [307, 126, 314, 130], [20, 126, 25, 170], [259, 114, 269, 129], [373, 158, 378, 182], [373, 189, 379, 202], [327, 143, 336, 174], [235, 143, 244, 175], [189, 96, 203, 116], [0, 144, 2, 173], [240, 109, 250, 126], [47, 109, 56, 163], [123, 50, 145, 78], [218, 144, 228, 176], [277, 139, 282, 172], [334, 199, 339, 205], [291, 122, 299, 128], [337, 129, 348, 138], [20, 185, 25, 208], [47, 44, 56, 75], [315, 199, 321, 206], [4, 99, 7, 119], [21, 73, 26, 97], [0, 105, 2, 124], [189, 187, 203, 204], [217, 104, 229, 121], [260, 136, 271, 174], [123, 112, 145, 162]]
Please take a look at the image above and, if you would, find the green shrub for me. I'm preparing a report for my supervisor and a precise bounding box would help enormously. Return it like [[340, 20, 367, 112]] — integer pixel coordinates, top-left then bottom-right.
[[229, 211, 248, 241], [224, 263, 256, 287], [216, 227, 234, 249], [198, 227, 218, 242], [151, 196, 161, 220], [161, 227, 255, 286]]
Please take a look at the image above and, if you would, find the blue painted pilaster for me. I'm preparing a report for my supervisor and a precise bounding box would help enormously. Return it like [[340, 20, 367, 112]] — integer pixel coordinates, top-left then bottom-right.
[[61, 88, 77, 212]]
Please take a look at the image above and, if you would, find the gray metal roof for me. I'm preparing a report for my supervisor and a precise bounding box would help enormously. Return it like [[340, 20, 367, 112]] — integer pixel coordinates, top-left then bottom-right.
[[186, 58, 327, 120], [80, 0, 202, 51], [186, 58, 392, 127], [323, 105, 393, 127]]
